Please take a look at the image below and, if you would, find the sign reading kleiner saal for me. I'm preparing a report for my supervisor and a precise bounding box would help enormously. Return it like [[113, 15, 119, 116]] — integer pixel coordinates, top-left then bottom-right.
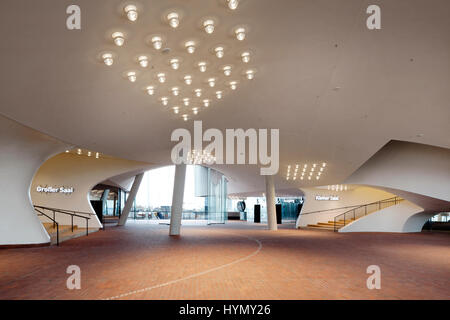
[[315, 195, 339, 201]]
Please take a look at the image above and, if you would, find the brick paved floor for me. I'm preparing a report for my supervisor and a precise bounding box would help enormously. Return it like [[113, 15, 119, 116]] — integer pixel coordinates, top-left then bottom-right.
[[0, 221, 449, 300]]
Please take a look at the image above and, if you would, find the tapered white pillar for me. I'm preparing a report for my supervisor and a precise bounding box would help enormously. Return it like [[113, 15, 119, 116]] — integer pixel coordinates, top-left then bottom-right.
[[117, 173, 144, 226], [169, 164, 187, 236], [265, 175, 278, 231]]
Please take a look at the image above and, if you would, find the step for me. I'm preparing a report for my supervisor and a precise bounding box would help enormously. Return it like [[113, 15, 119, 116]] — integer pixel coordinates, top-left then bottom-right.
[[43, 223, 98, 245], [307, 224, 337, 230], [50, 228, 98, 245]]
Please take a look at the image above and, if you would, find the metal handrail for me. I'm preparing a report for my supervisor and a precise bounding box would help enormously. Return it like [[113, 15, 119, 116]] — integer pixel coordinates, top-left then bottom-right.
[[34, 205, 95, 216], [333, 197, 403, 232], [34, 205, 92, 244]]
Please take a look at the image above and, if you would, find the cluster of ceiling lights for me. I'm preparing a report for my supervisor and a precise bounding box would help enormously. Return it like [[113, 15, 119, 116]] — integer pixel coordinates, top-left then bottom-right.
[[286, 163, 327, 181], [187, 149, 217, 165], [65, 149, 101, 159], [327, 185, 348, 191], [99, 1, 256, 121]]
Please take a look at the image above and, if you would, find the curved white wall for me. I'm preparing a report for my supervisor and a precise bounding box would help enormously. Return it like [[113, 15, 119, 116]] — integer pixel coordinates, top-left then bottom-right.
[[343, 140, 450, 232], [339, 200, 429, 233], [0, 115, 68, 245], [31, 153, 153, 228]]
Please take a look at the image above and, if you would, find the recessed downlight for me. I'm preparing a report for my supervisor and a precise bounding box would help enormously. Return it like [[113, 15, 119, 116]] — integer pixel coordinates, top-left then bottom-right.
[[126, 71, 137, 82], [184, 75, 192, 85], [185, 41, 196, 54], [223, 65, 232, 76], [203, 19, 215, 34], [241, 51, 251, 63], [102, 53, 114, 66], [229, 81, 238, 90], [214, 46, 225, 58], [138, 55, 149, 68], [234, 27, 246, 41], [207, 78, 216, 87], [157, 73, 166, 83], [227, 0, 239, 10], [245, 69, 255, 80], [194, 88, 202, 97], [170, 58, 180, 70], [203, 99, 210, 107], [161, 97, 169, 106], [146, 86, 155, 95], [167, 12, 180, 28], [124, 5, 138, 22], [216, 91, 223, 99], [112, 32, 125, 47], [198, 61, 207, 72], [151, 36, 163, 50], [171, 87, 180, 96]]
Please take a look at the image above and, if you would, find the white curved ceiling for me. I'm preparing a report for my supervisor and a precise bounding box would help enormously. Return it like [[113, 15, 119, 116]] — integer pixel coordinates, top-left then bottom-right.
[[0, 0, 449, 194]]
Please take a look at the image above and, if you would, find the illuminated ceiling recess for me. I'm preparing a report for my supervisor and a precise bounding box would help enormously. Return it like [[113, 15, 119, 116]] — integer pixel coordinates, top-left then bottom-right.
[[99, 1, 257, 121], [286, 163, 327, 182]]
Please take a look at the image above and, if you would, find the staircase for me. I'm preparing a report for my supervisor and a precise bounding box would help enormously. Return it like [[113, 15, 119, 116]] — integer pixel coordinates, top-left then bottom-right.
[[34, 205, 98, 245], [306, 197, 403, 231]]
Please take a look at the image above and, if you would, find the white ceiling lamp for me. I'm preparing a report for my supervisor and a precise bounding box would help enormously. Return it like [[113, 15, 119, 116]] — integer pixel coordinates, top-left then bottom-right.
[[77, 149, 82, 155], [229, 81, 238, 90], [95, 152, 100, 159], [167, 12, 180, 28], [203, 19, 215, 34], [146, 86, 155, 95], [170, 58, 180, 70], [185, 41, 196, 54], [198, 61, 207, 72], [182, 114, 189, 121], [138, 55, 149, 68], [241, 51, 251, 63], [173, 106, 179, 114], [194, 88, 202, 97], [151, 36, 163, 50], [223, 65, 232, 76], [234, 27, 246, 41], [214, 46, 225, 58], [124, 5, 138, 22], [216, 91, 223, 99], [184, 75, 192, 85], [183, 98, 190, 106], [227, 0, 239, 10], [245, 69, 255, 80], [112, 32, 125, 47], [208, 78, 216, 87], [203, 99, 210, 107], [157, 73, 166, 83], [192, 107, 199, 115], [127, 71, 137, 83], [161, 96, 169, 106], [102, 53, 114, 66], [171, 87, 180, 96]]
